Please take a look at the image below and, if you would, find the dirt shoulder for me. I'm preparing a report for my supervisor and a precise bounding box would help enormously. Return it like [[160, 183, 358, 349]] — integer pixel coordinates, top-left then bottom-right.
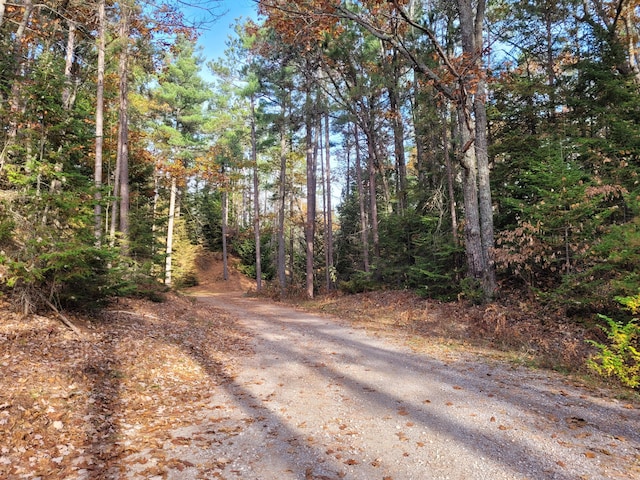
[[0, 293, 250, 479]]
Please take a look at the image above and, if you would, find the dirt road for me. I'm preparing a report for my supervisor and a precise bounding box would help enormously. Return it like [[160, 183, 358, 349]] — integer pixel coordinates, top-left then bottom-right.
[[144, 291, 639, 480]]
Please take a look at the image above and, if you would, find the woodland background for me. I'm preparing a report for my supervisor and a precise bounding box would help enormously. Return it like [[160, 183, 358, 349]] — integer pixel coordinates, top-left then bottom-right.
[[1, 0, 640, 380]]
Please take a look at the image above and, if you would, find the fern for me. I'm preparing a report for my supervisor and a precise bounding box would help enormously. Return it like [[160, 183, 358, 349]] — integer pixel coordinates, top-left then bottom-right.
[[588, 313, 640, 388]]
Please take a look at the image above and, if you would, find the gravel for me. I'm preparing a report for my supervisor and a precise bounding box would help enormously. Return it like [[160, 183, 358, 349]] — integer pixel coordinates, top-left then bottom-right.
[[129, 292, 640, 480]]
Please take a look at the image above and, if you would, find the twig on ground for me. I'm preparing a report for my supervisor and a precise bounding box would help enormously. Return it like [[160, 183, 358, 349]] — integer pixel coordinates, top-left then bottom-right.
[[44, 299, 81, 336]]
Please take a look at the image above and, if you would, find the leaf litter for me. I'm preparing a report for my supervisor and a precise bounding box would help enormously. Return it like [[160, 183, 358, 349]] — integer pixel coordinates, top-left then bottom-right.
[[0, 293, 250, 479]]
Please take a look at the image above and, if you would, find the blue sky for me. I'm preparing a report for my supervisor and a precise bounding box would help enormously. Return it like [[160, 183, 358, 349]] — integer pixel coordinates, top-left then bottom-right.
[[195, 0, 258, 63]]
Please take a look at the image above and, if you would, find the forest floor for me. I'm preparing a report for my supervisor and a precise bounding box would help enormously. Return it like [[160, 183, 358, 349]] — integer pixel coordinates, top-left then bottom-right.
[[1, 252, 639, 479]]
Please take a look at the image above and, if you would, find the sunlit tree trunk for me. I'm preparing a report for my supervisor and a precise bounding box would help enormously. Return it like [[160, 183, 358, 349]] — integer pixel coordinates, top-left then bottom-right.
[[324, 113, 334, 290], [277, 105, 287, 295], [110, 3, 131, 248], [623, 11, 640, 82], [251, 94, 262, 292], [3, 0, 34, 155], [305, 89, 317, 299], [222, 184, 229, 281], [117, 4, 130, 246], [94, 0, 106, 242], [62, 20, 77, 110], [354, 124, 370, 272], [0, 0, 6, 28], [165, 177, 177, 286]]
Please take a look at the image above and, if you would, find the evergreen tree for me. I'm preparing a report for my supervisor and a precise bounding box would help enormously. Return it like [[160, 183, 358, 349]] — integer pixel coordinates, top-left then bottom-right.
[[148, 34, 211, 286]]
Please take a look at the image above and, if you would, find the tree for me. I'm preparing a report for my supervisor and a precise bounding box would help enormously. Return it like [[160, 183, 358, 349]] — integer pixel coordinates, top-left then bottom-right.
[[258, 0, 497, 298], [94, 0, 106, 242], [110, 1, 132, 249], [149, 35, 211, 286]]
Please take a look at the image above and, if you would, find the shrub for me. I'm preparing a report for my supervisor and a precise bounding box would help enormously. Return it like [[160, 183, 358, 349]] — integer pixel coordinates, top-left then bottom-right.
[[587, 293, 640, 388]]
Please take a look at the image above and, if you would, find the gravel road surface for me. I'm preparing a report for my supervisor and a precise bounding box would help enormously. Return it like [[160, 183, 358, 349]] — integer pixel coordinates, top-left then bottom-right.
[[150, 292, 640, 480]]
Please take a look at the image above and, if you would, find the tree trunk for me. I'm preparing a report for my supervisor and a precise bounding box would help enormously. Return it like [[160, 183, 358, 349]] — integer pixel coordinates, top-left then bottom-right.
[[62, 20, 77, 111], [624, 11, 640, 83], [456, 105, 484, 282], [165, 177, 177, 286], [152, 172, 160, 255], [0, 0, 6, 28], [277, 106, 287, 295], [94, 0, 106, 242], [3, 0, 34, 157], [305, 91, 317, 299], [251, 95, 262, 292], [411, 72, 427, 188], [117, 4, 130, 247], [354, 124, 370, 272], [457, 0, 495, 296], [474, 79, 496, 294], [109, 147, 121, 245], [443, 109, 458, 246], [320, 119, 328, 290], [222, 186, 229, 281], [389, 54, 407, 214], [324, 113, 333, 289], [365, 128, 380, 260]]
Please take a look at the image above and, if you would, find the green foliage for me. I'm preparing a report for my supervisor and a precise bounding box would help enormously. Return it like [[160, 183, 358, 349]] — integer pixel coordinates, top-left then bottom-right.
[[550, 214, 640, 312], [588, 312, 640, 389], [233, 231, 275, 281], [458, 277, 485, 305], [378, 210, 461, 299], [338, 271, 377, 294], [185, 186, 222, 251], [1, 221, 129, 311], [170, 217, 201, 289], [334, 191, 365, 279]]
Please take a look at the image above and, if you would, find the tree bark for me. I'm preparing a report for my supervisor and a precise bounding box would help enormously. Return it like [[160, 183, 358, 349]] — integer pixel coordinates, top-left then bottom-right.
[[324, 113, 334, 290], [94, 0, 106, 242], [62, 20, 77, 111], [222, 185, 229, 281], [623, 11, 640, 82], [251, 94, 262, 292], [277, 106, 287, 295], [354, 123, 370, 272], [165, 177, 177, 286], [457, 0, 495, 296], [117, 4, 130, 246], [389, 52, 407, 214], [443, 109, 458, 246], [305, 90, 317, 299], [0, 0, 6, 28], [365, 126, 380, 260]]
